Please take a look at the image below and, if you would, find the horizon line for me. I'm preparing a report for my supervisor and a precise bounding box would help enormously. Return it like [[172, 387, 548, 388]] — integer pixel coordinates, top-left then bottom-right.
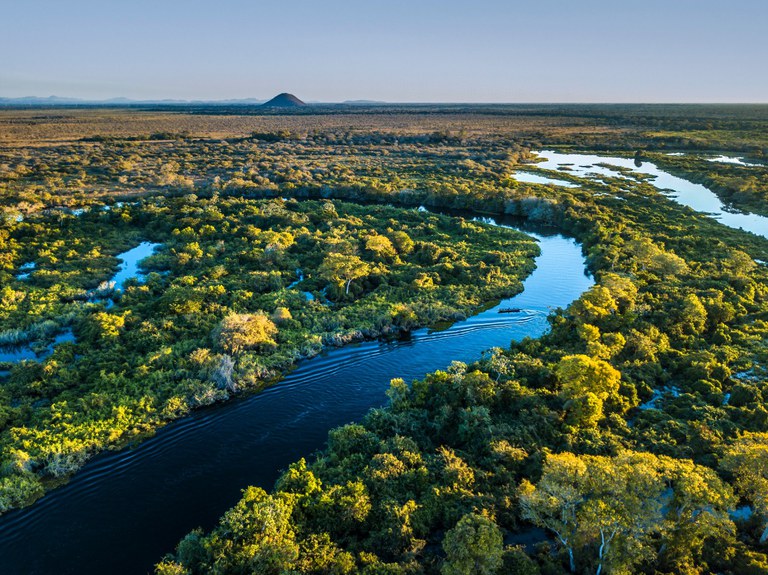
[[1, 96, 768, 106]]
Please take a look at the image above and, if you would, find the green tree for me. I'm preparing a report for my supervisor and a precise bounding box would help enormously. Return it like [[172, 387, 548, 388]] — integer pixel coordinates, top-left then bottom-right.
[[271, 307, 293, 324], [722, 432, 768, 543], [154, 561, 188, 575], [678, 293, 708, 336], [518, 452, 586, 572], [216, 312, 277, 354], [390, 230, 415, 255], [570, 286, 617, 323], [319, 252, 371, 295], [83, 311, 128, 341], [441, 513, 504, 575], [520, 451, 734, 575], [519, 451, 664, 574], [205, 487, 299, 573], [365, 234, 397, 261], [555, 354, 624, 419], [659, 458, 735, 571]]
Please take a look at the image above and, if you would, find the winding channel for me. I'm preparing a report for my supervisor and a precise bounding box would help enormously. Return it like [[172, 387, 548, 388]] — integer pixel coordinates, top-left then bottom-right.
[[0, 213, 592, 575], [4, 147, 767, 574], [525, 150, 768, 238]]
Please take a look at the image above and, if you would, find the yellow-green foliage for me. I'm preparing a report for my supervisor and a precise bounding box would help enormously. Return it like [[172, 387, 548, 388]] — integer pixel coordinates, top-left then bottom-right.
[[0, 199, 537, 513]]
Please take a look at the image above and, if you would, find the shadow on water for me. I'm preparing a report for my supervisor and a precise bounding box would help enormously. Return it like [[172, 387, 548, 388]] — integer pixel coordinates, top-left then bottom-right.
[[0, 213, 593, 575], [0, 331, 75, 364]]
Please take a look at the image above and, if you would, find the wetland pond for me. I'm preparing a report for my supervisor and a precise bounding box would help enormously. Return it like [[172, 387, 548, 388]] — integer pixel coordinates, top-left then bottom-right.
[[529, 150, 768, 239], [0, 243, 161, 365]]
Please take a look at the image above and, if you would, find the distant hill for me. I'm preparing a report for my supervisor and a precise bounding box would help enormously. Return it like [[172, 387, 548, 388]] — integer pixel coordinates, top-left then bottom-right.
[[261, 93, 306, 108], [0, 95, 85, 106], [343, 99, 387, 105]]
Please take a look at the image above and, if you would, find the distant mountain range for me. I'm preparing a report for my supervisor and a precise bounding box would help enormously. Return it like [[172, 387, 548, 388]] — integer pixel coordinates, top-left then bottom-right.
[[343, 99, 387, 105], [0, 95, 272, 106], [0, 94, 390, 107]]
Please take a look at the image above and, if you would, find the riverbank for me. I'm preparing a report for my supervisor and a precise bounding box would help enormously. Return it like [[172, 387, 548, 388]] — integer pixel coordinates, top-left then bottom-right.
[[0, 199, 540, 515], [0, 217, 591, 575]]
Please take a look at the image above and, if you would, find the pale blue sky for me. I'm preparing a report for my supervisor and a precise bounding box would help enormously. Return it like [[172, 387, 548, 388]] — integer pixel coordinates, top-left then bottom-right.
[[1, 0, 765, 102]]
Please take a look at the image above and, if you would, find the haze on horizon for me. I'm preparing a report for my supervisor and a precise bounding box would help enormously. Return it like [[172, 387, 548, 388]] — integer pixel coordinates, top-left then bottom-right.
[[1, 0, 766, 104]]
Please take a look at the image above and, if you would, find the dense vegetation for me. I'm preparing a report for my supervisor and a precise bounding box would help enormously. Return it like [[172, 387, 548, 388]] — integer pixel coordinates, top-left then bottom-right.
[[156, 151, 768, 574], [0, 197, 537, 511], [2, 105, 768, 574]]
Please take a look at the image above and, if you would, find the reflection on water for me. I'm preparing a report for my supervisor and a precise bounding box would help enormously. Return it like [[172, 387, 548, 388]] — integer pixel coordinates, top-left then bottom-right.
[[110, 242, 161, 291], [706, 155, 764, 167], [532, 150, 768, 239], [512, 171, 579, 188], [0, 330, 75, 364], [15, 261, 35, 281], [664, 152, 764, 167]]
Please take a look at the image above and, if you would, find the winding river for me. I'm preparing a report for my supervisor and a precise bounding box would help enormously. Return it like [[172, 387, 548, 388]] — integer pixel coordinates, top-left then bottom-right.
[[0, 214, 592, 575], [4, 147, 767, 574], [527, 150, 768, 238]]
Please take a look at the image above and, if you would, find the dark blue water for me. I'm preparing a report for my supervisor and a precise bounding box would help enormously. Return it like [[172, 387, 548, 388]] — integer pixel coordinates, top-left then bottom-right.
[[0, 331, 75, 364], [0, 217, 592, 575]]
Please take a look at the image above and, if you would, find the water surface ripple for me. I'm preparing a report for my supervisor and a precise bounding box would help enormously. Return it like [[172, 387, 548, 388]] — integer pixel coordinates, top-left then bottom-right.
[[0, 214, 592, 575]]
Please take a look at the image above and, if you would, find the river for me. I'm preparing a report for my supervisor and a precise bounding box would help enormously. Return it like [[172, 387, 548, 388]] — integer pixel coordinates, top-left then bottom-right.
[[526, 150, 768, 239], [5, 148, 766, 573], [0, 214, 592, 575]]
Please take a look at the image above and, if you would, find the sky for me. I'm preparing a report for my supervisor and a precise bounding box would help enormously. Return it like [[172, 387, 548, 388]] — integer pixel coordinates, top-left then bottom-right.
[[1, 0, 766, 103]]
